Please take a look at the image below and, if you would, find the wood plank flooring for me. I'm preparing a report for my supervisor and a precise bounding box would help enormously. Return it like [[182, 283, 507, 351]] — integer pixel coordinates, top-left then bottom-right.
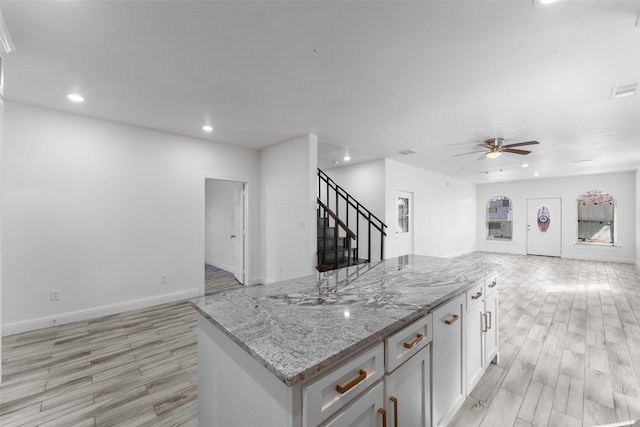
[[204, 264, 242, 296], [451, 252, 640, 427], [1, 253, 639, 426]]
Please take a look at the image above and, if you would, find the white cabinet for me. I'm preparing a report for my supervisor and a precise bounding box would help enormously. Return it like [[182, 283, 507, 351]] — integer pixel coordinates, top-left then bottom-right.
[[385, 345, 430, 427], [431, 293, 465, 427], [465, 274, 500, 393], [322, 382, 385, 427]]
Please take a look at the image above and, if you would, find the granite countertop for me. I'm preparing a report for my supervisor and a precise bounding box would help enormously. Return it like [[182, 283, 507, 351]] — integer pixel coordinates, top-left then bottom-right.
[[191, 254, 499, 386]]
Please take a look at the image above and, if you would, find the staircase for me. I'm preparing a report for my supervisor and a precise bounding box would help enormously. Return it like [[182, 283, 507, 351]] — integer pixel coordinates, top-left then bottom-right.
[[317, 168, 387, 272]]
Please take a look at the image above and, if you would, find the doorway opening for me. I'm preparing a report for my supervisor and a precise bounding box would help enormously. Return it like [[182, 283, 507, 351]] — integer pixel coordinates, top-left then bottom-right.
[[204, 178, 246, 295]]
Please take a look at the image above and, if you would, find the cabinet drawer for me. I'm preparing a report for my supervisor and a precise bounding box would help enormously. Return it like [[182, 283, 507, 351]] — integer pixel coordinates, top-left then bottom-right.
[[385, 314, 432, 373], [303, 342, 384, 427], [465, 281, 484, 312], [486, 274, 498, 295]]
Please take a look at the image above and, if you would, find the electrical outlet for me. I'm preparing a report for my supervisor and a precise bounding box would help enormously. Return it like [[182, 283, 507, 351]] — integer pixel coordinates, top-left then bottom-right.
[[50, 289, 60, 301], [161, 274, 168, 284]]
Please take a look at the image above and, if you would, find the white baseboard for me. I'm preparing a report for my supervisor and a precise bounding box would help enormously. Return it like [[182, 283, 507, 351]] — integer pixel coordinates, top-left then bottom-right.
[[2, 288, 200, 337]]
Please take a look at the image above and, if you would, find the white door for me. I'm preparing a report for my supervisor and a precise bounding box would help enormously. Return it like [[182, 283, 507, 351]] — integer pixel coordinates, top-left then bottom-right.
[[232, 184, 245, 284], [526, 198, 561, 257], [396, 191, 414, 257]]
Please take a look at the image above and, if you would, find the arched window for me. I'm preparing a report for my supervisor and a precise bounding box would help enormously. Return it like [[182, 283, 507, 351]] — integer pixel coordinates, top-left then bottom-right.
[[487, 196, 512, 240], [577, 190, 615, 245]]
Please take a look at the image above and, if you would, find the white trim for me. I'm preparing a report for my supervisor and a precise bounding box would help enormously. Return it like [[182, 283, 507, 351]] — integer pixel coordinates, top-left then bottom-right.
[[444, 248, 476, 259], [2, 288, 200, 336], [0, 13, 15, 55]]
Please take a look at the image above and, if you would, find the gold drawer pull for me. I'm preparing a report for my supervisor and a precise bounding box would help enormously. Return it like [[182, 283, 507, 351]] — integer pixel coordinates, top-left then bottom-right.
[[390, 396, 398, 427], [336, 369, 367, 394], [403, 333, 424, 349], [444, 314, 459, 325], [489, 280, 497, 288], [471, 291, 482, 300], [378, 408, 387, 427]]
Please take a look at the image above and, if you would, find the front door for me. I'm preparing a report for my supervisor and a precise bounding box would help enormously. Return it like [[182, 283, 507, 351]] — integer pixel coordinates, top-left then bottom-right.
[[396, 191, 414, 256], [526, 197, 562, 257]]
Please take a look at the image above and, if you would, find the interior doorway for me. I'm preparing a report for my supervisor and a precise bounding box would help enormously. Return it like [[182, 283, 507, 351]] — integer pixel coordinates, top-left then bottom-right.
[[526, 197, 562, 257], [204, 178, 246, 295], [396, 190, 414, 257]]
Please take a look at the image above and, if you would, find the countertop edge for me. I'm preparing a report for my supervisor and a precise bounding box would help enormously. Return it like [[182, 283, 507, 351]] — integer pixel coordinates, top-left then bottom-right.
[[192, 264, 499, 387]]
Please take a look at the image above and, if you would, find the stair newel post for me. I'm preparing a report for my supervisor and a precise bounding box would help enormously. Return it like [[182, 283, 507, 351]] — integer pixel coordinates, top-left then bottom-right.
[[367, 212, 372, 263], [355, 202, 360, 261], [380, 221, 384, 260]]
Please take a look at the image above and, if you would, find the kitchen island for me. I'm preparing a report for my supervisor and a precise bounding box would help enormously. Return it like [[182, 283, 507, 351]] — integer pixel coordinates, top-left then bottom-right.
[[192, 255, 500, 427]]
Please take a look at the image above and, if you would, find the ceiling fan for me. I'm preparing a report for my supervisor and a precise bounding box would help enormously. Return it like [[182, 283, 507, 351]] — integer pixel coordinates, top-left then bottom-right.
[[453, 138, 540, 160]]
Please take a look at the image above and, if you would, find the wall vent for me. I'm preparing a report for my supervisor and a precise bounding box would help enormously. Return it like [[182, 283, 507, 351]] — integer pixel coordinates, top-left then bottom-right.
[[611, 83, 638, 99], [397, 149, 417, 155]]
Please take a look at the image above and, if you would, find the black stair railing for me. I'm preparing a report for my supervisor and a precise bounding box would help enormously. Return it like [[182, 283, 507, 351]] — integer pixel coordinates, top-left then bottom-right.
[[317, 168, 387, 271]]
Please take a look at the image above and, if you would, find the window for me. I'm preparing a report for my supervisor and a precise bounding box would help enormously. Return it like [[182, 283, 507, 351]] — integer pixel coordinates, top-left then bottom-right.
[[397, 197, 409, 233], [577, 190, 615, 245], [487, 196, 512, 240]]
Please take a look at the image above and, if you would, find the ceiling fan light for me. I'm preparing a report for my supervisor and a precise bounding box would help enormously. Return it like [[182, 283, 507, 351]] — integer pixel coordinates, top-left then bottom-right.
[[486, 151, 502, 159]]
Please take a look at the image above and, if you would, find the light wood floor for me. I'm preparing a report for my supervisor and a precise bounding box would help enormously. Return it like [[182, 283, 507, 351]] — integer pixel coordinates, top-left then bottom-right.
[[1, 253, 639, 426], [451, 252, 640, 427], [204, 264, 242, 296]]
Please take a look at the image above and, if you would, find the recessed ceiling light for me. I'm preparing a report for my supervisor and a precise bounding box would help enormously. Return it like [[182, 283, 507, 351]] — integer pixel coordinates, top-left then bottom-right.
[[333, 161, 340, 165], [344, 153, 351, 161], [611, 83, 638, 99], [532, 0, 558, 6], [202, 125, 214, 132], [67, 93, 85, 103], [534, 171, 540, 177], [522, 163, 529, 168]]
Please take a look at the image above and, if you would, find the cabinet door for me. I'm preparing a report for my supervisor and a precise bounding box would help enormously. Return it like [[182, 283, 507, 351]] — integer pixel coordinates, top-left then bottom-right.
[[484, 292, 499, 365], [431, 294, 465, 427], [465, 302, 484, 392], [385, 345, 430, 427], [323, 381, 384, 427]]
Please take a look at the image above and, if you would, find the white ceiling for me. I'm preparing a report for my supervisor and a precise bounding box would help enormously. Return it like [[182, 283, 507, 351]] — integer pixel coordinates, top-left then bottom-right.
[[2, 0, 640, 183]]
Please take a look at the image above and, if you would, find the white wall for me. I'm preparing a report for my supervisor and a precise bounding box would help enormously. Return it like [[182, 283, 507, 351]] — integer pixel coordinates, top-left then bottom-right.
[[261, 134, 318, 283], [477, 171, 636, 263], [636, 169, 640, 265], [204, 179, 241, 272], [384, 159, 477, 259], [2, 102, 262, 334]]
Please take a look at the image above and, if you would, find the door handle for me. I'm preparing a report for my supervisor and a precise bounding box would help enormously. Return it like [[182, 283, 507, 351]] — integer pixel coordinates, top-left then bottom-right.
[[230, 234, 236, 239]]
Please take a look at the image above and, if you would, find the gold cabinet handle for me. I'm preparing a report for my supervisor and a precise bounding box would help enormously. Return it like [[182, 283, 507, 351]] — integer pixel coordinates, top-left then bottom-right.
[[487, 311, 492, 330], [390, 396, 398, 427], [336, 369, 367, 394], [489, 280, 497, 288], [444, 314, 459, 325], [378, 408, 387, 427], [403, 333, 424, 349], [482, 313, 488, 333], [471, 291, 482, 300]]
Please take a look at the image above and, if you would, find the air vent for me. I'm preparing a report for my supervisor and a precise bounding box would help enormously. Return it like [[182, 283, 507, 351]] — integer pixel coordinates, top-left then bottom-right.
[[611, 83, 638, 99], [397, 149, 417, 155]]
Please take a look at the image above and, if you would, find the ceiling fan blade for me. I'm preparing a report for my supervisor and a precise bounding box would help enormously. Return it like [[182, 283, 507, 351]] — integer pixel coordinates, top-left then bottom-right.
[[478, 142, 493, 149], [503, 148, 532, 155], [452, 150, 486, 157], [503, 140, 539, 148]]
